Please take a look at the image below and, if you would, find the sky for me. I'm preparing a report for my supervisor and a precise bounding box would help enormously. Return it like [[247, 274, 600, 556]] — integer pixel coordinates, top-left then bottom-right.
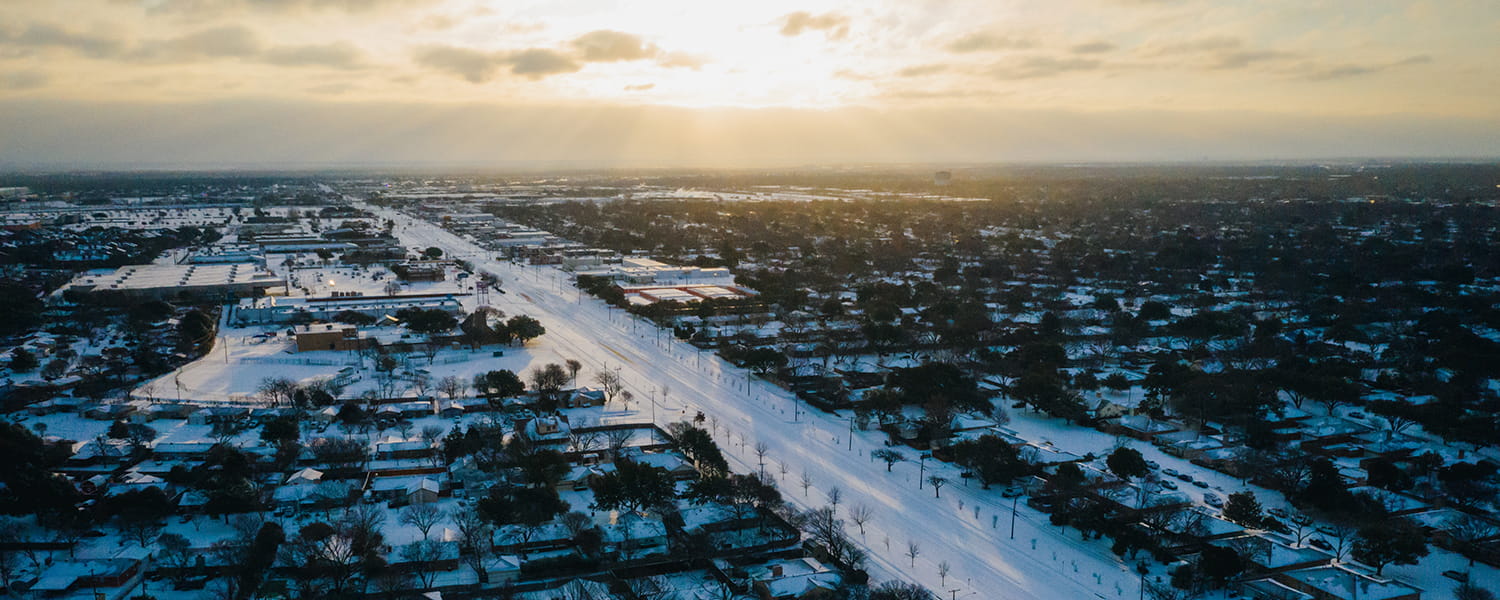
[[1, 0, 1497, 167]]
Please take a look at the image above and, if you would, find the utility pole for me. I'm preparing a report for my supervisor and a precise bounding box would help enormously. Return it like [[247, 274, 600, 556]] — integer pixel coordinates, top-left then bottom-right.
[[918, 454, 929, 489], [1009, 495, 1018, 539]]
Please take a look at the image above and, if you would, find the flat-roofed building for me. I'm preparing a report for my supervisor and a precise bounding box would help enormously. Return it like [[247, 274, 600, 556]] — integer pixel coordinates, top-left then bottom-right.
[[67, 262, 283, 304]]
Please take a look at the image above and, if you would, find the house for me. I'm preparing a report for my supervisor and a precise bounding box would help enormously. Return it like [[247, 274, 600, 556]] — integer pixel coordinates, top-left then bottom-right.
[[151, 441, 217, 460], [601, 511, 669, 557], [521, 415, 570, 444], [564, 388, 607, 409], [620, 449, 698, 480], [1214, 533, 1333, 574], [407, 478, 441, 504], [1102, 415, 1179, 440], [1257, 564, 1422, 600], [747, 557, 842, 600], [84, 403, 135, 421], [376, 439, 436, 461], [30, 552, 147, 600], [1153, 431, 1228, 459], [679, 502, 758, 536], [494, 522, 573, 555], [286, 467, 323, 485], [273, 481, 356, 510], [389, 540, 461, 572]]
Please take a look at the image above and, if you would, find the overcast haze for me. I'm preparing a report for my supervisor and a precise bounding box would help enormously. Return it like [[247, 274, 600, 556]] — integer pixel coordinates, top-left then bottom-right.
[[2, 0, 1498, 167]]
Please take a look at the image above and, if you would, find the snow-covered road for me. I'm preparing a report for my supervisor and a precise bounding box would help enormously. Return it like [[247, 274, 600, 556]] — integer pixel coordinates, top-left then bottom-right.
[[374, 204, 1146, 599]]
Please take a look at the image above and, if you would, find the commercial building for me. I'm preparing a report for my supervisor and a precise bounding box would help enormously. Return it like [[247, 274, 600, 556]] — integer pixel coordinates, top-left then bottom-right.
[[293, 324, 376, 353], [66, 263, 283, 304], [231, 292, 466, 325]]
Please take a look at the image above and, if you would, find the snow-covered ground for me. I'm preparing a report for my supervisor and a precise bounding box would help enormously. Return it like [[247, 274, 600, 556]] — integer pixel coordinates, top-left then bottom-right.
[[371, 204, 1155, 599]]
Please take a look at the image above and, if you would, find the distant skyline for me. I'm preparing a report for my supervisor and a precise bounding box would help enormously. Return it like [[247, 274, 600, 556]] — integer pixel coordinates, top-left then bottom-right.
[[1, 0, 1498, 167]]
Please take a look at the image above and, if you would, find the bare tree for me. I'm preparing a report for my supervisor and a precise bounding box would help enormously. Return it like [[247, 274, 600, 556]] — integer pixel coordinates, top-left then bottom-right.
[[568, 428, 603, 454], [452, 507, 494, 582], [119, 519, 163, 548], [594, 370, 625, 404], [400, 503, 445, 539], [437, 375, 467, 400], [848, 504, 873, 536], [800, 470, 814, 496], [1287, 513, 1315, 547], [400, 539, 446, 587], [605, 427, 634, 457], [826, 486, 843, 512], [565, 359, 582, 386], [258, 377, 300, 407], [906, 540, 921, 567], [626, 575, 673, 600], [1445, 514, 1498, 567], [1329, 522, 1358, 561], [928, 475, 948, 498], [754, 441, 770, 471], [873, 448, 906, 472], [560, 511, 594, 541], [1454, 580, 1498, 600], [938, 560, 952, 586]]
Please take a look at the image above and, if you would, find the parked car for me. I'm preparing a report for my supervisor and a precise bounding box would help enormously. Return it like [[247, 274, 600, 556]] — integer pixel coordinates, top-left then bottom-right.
[[1001, 487, 1024, 498], [1203, 494, 1223, 508], [1309, 538, 1333, 551], [1146, 461, 1160, 470], [1176, 473, 1194, 482], [1268, 507, 1289, 519], [1159, 479, 1179, 490], [1163, 469, 1180, 477], [1192, 480, 1210, 488]]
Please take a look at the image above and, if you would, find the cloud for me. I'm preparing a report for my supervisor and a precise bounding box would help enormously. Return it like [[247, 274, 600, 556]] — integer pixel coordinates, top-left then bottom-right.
[[0, 71, 49, 91], [413, 45, 580, 83], [1298, 54, 1433, 81], [506, 48, 581, 79], [779, 12, 850, 39], [1209, 49, 1295, 70], [990, 56, 1102, 79], [263, 42, 366, 69], [571, 30, 658, 62], [1141, 36, 1295, 70], [1071, 42, 1116, 54], [0, 23, 127, 58], [131, 25, 263, 61], [624, 83, 655, 92], [1143, 35, 1243, 56], [898, 64, 950, 77], [946, 32, 1033, 53], [412, 46, 504, 83], [656, 52, 705, 69], [0, 22, 369, 70], [135, 0, 436, 15]]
